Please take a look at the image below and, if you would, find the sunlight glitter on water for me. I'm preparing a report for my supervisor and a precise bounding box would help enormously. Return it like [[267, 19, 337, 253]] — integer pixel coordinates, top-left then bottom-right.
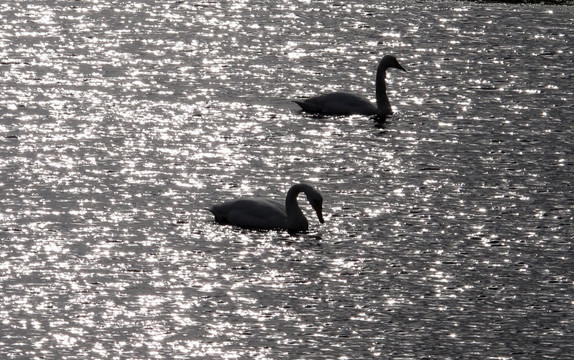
[[1, 0, 573, 359]]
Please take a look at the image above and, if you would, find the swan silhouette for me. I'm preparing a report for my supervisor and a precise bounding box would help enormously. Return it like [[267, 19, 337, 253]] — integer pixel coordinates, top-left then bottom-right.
[[208, 183, 324, 233], [294, 55, 406, 117]]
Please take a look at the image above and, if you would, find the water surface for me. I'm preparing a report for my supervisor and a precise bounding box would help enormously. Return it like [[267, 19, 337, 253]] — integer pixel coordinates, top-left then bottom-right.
[[1, 1, 573, 358]]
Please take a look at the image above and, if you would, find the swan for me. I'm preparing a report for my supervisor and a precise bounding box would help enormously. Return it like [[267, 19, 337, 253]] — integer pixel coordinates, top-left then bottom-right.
[[208, 183, 324, 233], [294, 55, 406, 117]]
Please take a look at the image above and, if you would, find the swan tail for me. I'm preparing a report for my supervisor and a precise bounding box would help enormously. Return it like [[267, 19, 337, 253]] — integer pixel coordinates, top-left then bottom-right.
[[207, 206, 226, 223], [293, 100, 322, 114]]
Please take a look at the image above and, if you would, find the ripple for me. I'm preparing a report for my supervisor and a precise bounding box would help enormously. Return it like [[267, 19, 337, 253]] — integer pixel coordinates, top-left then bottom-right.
[[1, 1, 573, 359]]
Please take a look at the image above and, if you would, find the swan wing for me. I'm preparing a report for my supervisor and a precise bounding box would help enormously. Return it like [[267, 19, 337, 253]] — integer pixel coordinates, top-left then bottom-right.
[[296, 92, 377, 116], [209, 198, 287, 230]]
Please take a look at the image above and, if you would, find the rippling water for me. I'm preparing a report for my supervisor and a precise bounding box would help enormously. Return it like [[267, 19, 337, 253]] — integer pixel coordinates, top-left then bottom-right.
[[1, 1, 573, 358]]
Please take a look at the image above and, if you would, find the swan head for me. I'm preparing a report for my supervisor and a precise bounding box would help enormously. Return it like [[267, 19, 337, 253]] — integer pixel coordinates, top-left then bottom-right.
[[306, 189, 325, 224], [380, 55, 407, 72]]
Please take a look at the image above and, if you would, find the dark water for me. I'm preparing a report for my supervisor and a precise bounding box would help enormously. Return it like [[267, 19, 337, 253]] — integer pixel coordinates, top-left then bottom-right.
[[1, 1, 573, 359]]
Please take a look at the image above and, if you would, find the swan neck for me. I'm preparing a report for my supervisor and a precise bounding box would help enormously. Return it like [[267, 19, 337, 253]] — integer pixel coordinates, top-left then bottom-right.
[[375, 63, 391, 115], [285, 184, 309, 231]]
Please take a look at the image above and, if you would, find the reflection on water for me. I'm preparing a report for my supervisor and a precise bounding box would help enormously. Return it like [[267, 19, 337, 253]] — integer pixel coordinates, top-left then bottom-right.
[[1, 0, 573, 358]]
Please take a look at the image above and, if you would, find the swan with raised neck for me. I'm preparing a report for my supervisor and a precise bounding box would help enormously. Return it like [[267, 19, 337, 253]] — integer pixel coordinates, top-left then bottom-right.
[[209, 183, 324, 233], [294, 55, 406, 117]]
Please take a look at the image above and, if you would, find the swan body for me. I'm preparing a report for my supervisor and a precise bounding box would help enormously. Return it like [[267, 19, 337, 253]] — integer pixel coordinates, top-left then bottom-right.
[[295, 92, 378, 116], [295, 55, 406, 117], [209, 183, 324, 233]]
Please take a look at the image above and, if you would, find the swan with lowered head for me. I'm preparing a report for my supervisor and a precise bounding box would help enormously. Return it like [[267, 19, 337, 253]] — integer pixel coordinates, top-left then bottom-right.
[[208, 183, 324, 233], [294, 55, 406, 117]]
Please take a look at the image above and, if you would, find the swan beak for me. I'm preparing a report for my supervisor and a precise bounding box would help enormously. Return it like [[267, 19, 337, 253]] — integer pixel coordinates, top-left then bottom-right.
[[312, 203, 325, 224], [397, 63, 407, 72], [316, 207, 325, 224]]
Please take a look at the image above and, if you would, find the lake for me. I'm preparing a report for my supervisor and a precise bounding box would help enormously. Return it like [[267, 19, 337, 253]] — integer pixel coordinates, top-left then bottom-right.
[[1, 1, 573, 358]]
